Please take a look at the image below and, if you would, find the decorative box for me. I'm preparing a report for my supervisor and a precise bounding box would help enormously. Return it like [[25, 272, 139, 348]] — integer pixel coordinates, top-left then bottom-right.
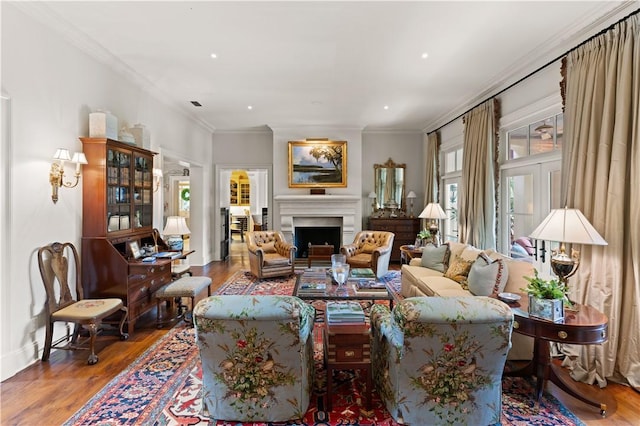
[[528, 294, 564, 323], [89, 110, 118, 140]]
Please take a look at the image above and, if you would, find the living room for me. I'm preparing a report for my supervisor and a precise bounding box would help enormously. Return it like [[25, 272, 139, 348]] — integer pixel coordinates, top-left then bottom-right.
[[2, 2, 639, 424]]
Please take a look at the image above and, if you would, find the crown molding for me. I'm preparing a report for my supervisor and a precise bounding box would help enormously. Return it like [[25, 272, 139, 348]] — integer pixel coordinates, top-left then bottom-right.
[[421, 2, 638, 134], [13, 2, 216, 133]]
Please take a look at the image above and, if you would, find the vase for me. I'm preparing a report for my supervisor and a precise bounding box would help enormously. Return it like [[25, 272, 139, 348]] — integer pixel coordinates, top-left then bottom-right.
[[528, 294, 564, 323]]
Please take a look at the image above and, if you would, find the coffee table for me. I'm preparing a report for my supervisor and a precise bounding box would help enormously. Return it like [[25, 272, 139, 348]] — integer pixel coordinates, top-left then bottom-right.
[[293, 268, 396, 309]]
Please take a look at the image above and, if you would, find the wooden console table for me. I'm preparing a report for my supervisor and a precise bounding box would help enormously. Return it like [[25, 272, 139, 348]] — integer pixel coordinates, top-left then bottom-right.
[[505, 295, 610, 416]]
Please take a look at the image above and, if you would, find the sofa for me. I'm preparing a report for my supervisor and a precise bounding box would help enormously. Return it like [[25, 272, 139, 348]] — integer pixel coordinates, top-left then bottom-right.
[[401, 241, 535, 360]]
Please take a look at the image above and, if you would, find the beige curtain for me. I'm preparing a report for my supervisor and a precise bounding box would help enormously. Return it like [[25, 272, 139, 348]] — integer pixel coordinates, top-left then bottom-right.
[[561, 14, 639, 390], [459, 99, 499, 249], [424, 131, 440, 203]]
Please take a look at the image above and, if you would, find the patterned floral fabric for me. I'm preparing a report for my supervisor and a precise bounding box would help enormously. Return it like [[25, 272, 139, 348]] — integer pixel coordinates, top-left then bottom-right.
[[193, 295, 315, 422], [370, 296, 513, 426]]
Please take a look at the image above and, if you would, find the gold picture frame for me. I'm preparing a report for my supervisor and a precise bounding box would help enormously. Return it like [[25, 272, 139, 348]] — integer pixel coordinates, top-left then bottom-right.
[[288, 139, 347, 188]]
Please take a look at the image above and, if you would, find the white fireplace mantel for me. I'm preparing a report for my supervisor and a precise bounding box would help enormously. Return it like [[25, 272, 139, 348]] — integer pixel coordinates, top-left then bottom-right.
[[274, 195, 360, 245]]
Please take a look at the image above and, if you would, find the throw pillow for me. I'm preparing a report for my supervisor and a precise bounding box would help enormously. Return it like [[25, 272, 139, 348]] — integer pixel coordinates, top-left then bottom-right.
[[444, 254, 474, 287], [261, 241, 277, 253], [420, 244, 449, 273], [361, 242, 378, 254], [467, 252, 509, 296]]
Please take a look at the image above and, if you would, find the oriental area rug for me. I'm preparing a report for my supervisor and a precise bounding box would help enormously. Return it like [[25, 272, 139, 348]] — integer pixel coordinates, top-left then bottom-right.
[[64, 270, 585, 426]]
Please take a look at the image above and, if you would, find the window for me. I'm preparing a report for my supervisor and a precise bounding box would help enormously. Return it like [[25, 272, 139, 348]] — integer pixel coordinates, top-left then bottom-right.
[[507, 113, 563, 160], [441, 147, 463, 242]]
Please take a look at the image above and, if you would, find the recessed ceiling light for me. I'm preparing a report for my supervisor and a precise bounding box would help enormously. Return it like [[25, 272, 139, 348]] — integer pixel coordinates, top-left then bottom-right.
[[210, 53, 218, 59], [421, 52, 429, 59], [247, 105, 253, 110], [383, 105, 389, 110]]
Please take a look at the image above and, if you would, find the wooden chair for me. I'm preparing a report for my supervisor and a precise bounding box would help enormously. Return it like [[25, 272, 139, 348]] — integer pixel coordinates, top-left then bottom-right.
[[38, 242, 128, 365]]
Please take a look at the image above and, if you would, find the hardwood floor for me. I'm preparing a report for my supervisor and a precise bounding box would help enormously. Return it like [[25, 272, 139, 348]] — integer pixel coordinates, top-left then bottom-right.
[[2, 238, 638, 425]]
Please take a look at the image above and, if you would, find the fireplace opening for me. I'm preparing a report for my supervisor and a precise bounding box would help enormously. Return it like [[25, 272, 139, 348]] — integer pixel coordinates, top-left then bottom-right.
[[294, 227, 341, 259]]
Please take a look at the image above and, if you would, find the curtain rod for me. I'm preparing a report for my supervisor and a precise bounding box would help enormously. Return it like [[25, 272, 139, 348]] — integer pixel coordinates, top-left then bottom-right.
[[429, 7, 640, 134]]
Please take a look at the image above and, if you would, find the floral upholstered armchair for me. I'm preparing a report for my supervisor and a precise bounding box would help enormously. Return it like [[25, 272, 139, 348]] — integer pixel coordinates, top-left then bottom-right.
[[246, 230, 297, 279], [193, 295, 315, 422], [340, 230, 394, 278], [370, 296, 513, 425]]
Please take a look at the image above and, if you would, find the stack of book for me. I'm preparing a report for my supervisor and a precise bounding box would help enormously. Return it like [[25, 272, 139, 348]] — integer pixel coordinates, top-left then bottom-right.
[[298, 268, 328, 296], [353, 280, 388, 295], [326, 301, 365, 324], [348, 268, 377, 281]]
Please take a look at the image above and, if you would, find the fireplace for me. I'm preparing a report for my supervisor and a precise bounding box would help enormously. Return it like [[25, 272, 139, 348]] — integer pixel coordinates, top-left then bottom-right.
[[274, 195, 360, 247], [294, 226, 341, 259]]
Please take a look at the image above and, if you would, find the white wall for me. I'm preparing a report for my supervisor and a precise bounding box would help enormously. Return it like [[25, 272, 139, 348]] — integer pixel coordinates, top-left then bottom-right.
[[0, 4, 213, 380]]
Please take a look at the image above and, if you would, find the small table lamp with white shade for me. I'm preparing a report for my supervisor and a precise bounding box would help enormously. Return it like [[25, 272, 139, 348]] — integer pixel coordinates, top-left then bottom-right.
[[163, 216, 191, 251], [406, 191, 417, 218], [368, 191, 378, 215], [418, 202, 448, 246], [528, 207, 607, 308]]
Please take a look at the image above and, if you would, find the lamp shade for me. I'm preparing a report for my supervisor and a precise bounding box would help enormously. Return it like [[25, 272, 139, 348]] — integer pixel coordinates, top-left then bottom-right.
[[529, 207, 607, 245], [418, 203, 447, 219], [163, 216, 191, 236], [71, 152, 88, 165], [53, 148, 71, 161], [368, 191, 377, 199], [407, 191, 417, 199]]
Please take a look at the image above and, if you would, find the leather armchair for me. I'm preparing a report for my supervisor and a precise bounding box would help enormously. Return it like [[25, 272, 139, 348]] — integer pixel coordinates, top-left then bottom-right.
[[194, 295, 315, 422], [340, 230, 394, 278], [246, 230, 297, 279], [370, 296, 513, 425]]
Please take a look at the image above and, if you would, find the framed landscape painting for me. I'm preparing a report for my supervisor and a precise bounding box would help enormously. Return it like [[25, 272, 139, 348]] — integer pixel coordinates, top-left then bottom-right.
[[288, 139, 347, 188]]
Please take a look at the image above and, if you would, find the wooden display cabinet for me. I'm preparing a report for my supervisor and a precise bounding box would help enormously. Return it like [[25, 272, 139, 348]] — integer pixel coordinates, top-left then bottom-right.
[[80, 138, 171, 334], [369, 217, 420, 262]]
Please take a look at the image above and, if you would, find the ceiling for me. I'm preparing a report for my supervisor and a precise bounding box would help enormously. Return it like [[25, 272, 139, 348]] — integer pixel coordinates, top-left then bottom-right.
[[21, 1, 635, 132]]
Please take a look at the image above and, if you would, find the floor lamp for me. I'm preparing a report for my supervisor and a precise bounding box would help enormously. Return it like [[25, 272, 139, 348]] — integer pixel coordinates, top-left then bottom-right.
[[529, 207, 607, 308]]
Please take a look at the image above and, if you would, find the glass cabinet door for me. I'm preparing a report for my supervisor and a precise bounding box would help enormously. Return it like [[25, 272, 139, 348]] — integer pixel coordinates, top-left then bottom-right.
[[133, 153, 153, 228], [107, 148, 132, 233]]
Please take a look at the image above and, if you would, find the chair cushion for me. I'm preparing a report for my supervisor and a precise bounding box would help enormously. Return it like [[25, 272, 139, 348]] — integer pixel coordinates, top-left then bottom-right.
[[52, 298, 123, 321], [261, 241, 277, 253], [467, 253, 509, 296], [420, 244, 449, 272], [263, 252, 290, 266], [444, 254, 474, 289], [361, 242, 378, 254]]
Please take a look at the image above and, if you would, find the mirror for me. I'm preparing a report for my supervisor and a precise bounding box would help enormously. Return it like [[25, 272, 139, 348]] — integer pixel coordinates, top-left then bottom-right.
[[373, 158, 406, 217]]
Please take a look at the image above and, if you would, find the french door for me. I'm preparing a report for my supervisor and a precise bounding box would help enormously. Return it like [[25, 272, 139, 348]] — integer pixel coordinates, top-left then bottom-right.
[[500, 160, 561, 277]]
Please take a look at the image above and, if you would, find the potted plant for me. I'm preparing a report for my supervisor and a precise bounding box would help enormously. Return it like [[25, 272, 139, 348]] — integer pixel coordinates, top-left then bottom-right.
[[521, 269, 568, 322], [415, 229, 432, 247]]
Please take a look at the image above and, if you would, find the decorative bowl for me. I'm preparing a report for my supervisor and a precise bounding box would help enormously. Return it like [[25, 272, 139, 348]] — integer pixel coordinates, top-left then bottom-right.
[[498, 292, 521, 303]]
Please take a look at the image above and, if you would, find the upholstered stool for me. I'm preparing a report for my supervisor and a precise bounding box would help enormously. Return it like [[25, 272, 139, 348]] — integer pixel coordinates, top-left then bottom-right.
[[155, 276, 212, 328]]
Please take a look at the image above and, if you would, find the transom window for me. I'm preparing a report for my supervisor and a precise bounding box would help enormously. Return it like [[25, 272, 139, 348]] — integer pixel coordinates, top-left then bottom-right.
[[507, 113, 563, 160]]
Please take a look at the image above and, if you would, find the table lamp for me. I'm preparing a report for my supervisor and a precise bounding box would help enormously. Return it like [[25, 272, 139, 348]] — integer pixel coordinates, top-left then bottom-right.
[[529, 207, 607, 308], [406, 191, 417, 218], [163, 216, 191, 251], [368, 191, 377, 215], [418, 203, 447, 245]]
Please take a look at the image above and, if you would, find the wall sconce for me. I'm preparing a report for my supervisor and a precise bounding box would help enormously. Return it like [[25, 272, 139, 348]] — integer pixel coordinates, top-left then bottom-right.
[[406, 190, 417, 218], [49, 148, 88, 203], [153, 168, 163, 192]]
